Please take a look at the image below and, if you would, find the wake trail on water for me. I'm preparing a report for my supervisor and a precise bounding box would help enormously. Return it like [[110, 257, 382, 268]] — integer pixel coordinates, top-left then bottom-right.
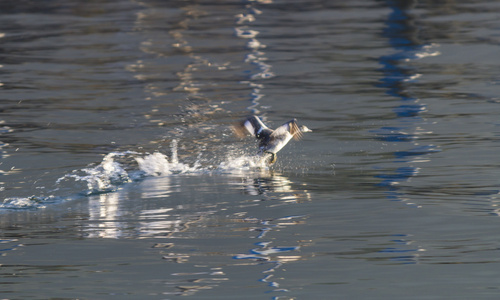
[[1, 140, 268, 210]]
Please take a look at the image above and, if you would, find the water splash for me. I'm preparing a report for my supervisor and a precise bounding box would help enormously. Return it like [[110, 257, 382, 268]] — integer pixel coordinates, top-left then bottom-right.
[[135, 141, 202, 176], [58, 151, 135, 195], [217, 153, 267, 173], [0, 195, 60, 210], [59, 140, 265, 194], [1, 140, 271, 210]]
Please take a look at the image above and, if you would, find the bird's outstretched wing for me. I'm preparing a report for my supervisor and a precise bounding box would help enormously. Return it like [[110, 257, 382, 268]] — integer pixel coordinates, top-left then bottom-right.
[[233, 116, 270, 138], [272, 119, 303, 141]]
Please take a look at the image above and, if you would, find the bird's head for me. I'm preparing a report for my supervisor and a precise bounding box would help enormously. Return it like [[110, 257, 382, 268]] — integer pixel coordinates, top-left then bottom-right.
[[299, 125, 312, 133]]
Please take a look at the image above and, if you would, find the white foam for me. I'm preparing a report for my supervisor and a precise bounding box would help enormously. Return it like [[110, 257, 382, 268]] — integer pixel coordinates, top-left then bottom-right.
[[135, 152, 172, 176], [56, 140, 269, 196], [135, 151, 201, 176], [1, 197, 42, 209], [0, 195, 60, 209], [59, 152, 132, 195]]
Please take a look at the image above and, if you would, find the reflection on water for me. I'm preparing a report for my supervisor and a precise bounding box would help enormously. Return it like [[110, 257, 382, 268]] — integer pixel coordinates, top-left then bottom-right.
[[0, 153, 311, 298], [78, 167, 311, 297], [233, 215, 305, 293], [372, 0, 439, 265], [44, 134, 312, 297], [376, 0, 437, 204], [240, 173, 312, 203], [87, 192, 122, 239], [236, 0, 274, 116], [86, 189, 207, 240]]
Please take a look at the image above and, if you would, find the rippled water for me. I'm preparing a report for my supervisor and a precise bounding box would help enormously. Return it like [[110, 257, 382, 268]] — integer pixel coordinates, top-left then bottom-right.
[[1, 0, 500, 299]]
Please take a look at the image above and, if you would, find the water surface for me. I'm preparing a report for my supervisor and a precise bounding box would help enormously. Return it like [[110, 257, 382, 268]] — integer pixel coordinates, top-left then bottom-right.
[[1, 0, 500, 299]]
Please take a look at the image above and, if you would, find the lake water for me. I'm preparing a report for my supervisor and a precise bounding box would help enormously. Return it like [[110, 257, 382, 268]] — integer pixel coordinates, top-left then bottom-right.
[[1, 0, 500, 299]]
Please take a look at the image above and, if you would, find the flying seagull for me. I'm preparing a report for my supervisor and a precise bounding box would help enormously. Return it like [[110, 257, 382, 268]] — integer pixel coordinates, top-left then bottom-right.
[[233, 116, 312, 164]]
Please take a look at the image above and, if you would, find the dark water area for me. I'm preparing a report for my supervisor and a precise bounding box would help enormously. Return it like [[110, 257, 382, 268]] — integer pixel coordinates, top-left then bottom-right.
[[1, 0, 500, 299]]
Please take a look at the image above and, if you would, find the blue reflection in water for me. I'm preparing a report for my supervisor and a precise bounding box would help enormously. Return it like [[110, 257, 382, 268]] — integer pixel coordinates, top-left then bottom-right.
[[376, 0, 437, 202], [233, 214, 305, 293], [374, 0, 439, 264], [394, 145, 440, 159], [373, 127, 416, 142], [376, 166, 420, 189]]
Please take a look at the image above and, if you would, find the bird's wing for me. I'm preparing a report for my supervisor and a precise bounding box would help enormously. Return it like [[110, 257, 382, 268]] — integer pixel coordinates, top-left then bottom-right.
[[233, 116, 269, 138], [272, 119, 302, 140]]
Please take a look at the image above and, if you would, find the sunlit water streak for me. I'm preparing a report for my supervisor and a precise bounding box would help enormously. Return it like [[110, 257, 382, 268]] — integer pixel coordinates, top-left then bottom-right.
[[236, 0, 274, 117]]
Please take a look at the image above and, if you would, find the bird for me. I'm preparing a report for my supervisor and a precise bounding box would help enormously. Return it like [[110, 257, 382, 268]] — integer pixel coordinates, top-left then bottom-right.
[[233, 116, 312, 164]]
